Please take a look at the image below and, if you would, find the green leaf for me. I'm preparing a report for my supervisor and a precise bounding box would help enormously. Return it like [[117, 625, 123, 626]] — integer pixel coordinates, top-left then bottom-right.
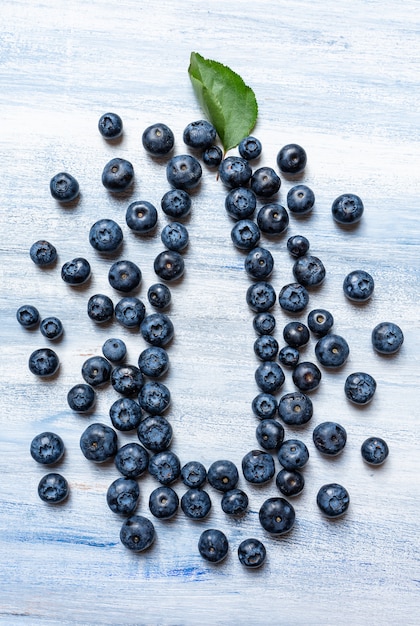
[[188, 52, 258, 154]]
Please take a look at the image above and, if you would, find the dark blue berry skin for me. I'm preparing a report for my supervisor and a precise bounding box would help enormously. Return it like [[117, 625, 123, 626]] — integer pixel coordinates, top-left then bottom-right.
[[111, 364, 144, 396], [242, 449, 275, 484], [345, 372, 377, 405], [371, 322, 404, 355], [292, 361, 322, 392], [161, 189, 191, 219], [38, 473, 69, 503], [181, 461, 207, 489], [142, 123, 174, 156], [361, 437, 389, 465], [254, 335, 279, 361], [137, 415, 172, 452], [67, 383, 96, 412], [225, 187, 257, 220], [283, 321, 310, 348], [315, 333, 349, 368], [245, 246, 274, 279], [307, 309, 334, 337], [277, 144, 307, 175], [253, 312, 276, 336], [255, 362, 285, 394], [115, 442, 149, 478], [252, 393, 278, 420], [166, 154, 202, 191], [30, 432, 64, 465], [343, 270, 374, 302], [120, 515, 155, 552], [221, 489, 249, 515], [239, 136, 262, 161], [81, 355, 111, 387], [87, 294, 114, 323], [332, 193, 364, 225], [17, 305, 40, 328], [147, 283, 171, 310], [198, 529, 229, 563], [278, 346, 300, 368], [98, 112, 123, 139], [140, 313, 174, 347], [161, 222, 189, 252], [28, 348, 59, 377], [278, 283, 309, 313], [102, 158, 134, 193], [61, 257, 91, 285], [231, 219, 261, 250], [125, 201, 158, 234], [313, 422, 347, 456], [138, 381, 170, 415], [40, 316, 63, 340], [30, 240, 57, 266], [89, 219, 123, 253], [102, 338, 127, 363], [207, 460, 239, 493], [79, 422, 118, 463], [287, 235, 310, 258], [250, 167, 281, 198], [317, 483, 350, 518], [154, 249, 185, 281], [148, 450, 181, 485], [259, 497, 295, 535], [238, 538, 266, 568], [107, 477, 139, 515], [278, 439, 309, 470], [278, 391, 313, 426], [276, 469, 305, 497], [202, 145, 223, 167], [149, 486, 179, 519], [109, 397, 143, 432], [293, 255, 326, 288], [256, 419, 284, 451], [287, 184, 315, 215], [218, 156, 252, 189], [246, 281, 276, 312], [138, 347, 169, 378], [257, 203, 289, 235], [183, 120, 216, 149], [115, 297, 146, 328], [108, 260, 141, 293], [50, 172, 79, 203], [181, 489, 212, 520]]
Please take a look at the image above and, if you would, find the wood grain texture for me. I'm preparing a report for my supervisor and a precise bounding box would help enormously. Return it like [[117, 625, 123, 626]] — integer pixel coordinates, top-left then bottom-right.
[[1, 0, 419, 624]]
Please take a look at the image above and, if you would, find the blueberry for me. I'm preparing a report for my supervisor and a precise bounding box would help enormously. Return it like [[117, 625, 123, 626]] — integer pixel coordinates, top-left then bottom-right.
[[255, 419, 284, 450], [50, 172, 79, 203], [307, 309, 334, 337], [315, 333, 349, 368], [287, 184, 315, 215], [259, 497, 295, 535], [17, 304, 40, 328], [250, 167, 281, 198], [287, 235, 310, 258], [79, 422, 118, 463], [138, 381, 170, 415], [256, 203, 289, 235], [81, 355, 111, 387], [111, 364, 144, 396], [38, 473, 69, 503], [98, 112, 123, 139], [40, 316, 63, 340], [102, 158, 134, 193], [252, 393, 278, 420], [283, 321, 310, 348], [106, 477, 139, 515], [343, 270, 374, 302], [148, 450, 181, 485], [161, 222, 189, 252], [345, 372, 377, 405], [238, 538, 266, 568], [218, 156, 252, 189], [278, 283, 309, 313], [138, 346, 169, 378], [125, 201, 158, 234], [245, 246, 274, 279], [332, 193, 364, 225], [276, 469, 305, 497], [147, 283, 171, 309], [246, 281, 276, 312], [207, 459, 239, 492], [181, 461, 207, 488], [102, 337, 127, 363], [115, 442, 149, 478], [166, 154, 202, 190], [137, 415, 172, 452], [254, 335, 279, 361], [278, 391, 313, 426], [278, 346, 300, 368], [242, 449, 275, 484], [231, 219, 261, 250], [221, 489, 249, 515], [313, 421, 347, 456], [140, 313, 174, 347], [149, 486, 179, 519], [255, 361, 285, 394], [30, 240, 57, 266], [278, 439, 309, 470], [142, 123, 174, 156], [198, 529, 229, 563], [181, 488, 212, 519], [67, 383, 96, 412], [292, 361, 321, 392], [108, 260, 141, 293], [89, 219, 123, 253], [253, 312, 276, 336], [61, 257, 91, 285], [30, 432, 65, 465], [154, 249, 185, 281], [361, 437, 389, 465], [120, 515, 155, 552], [277, 143, 307, 175], [225, 187, 257, 220], [87, 293, 114, 323], [183, 120, 216, 149], [28, 348, 59, 377], [293, 255, 326, 288], [202, 145, 223, 167], [371, 322, 404, 354], [109, 397, 143, 431], [316, 483, 350, 518], [161, 189, 192, 219], [238, 136, 262, 161], [115, 297, 146, 328]]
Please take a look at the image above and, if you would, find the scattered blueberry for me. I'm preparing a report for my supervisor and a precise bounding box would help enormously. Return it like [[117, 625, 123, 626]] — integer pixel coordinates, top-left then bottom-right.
[[16, 304, 40, 328], [238, 136, 262, 161], [50, 172, 79, 203], [40, 316, 63, 340], [255, 419, 284, 450], [246, 281, 276, 312], [252, 392, 278, 420], [218, 156, 252, 189], [147, 283, 171, 309], [183, 120, 216, 149], [138, 381, 170, 415], [207, 459, 239, 492], [316, 483, 350, 518], [137, 415, 173, 452], [278, 345, 300, 368], [225, 187, 257, 220], [259, 497, 295, 535], [111, 364, 144, 396], [61, 257, 91, 285], [181, 488, 212, 519], [28, 348, 59, 377], [250, 167, 281, 198], [89, 218, 123, 253], [287, 235, 310, 258], [331, 193, 364, 225], [149, 486, 179, 519], [138, 346, 169, 378], [313, 421, 347, 456], [292, 361, 321, 392], [102, 338, 127, 363], [221, 489, 249, 516], [254, 361, 285, 394], [148, 450, 181, 485], [115, 297, 146, 328], [278, 283, 309, 313], [344, 372, 377, 405], [108, 260, 141, 293], [278, 391, 313, 426], [307, 308, 334, 337], [277, 439, 309, 470], [102, 158, 134, 193], [231, 219, 261, 250], [198, 529, 229, 563], [315, 333, 349, 368], [371, 322, 404, 354], [161, 221, 189, 252], [67, 383, 96, 412], [253, 334, 279, 361], [98, 112, 123, 139], [287, 184, 315, 215], [79, 422, 118, 463], [242, 449, 275, 484], [140, 313, 174, 347], [181, 461, 207, 489], [276, 469, 305, 497], [142, 123, 174, 156], [361, 437, 389, 465], [166, 154, 202, 190], [30, 432, 65, 465], [202, 145, 223, 167], [293, 255, 326, 287], [115, 442, 149, 478], [161, 189, 191, 219], [283, 321, 310, 347], [109, 397, 143, 431], [154, 249, 185, 281], [30, 240, 57, 266], [106, 477, 139, 515], [245, 246, 274, 279], [87, 293, 114, 323], [343, 269, 374, 302], [81, 355, 111, 387], [237, 538, 266, 568], [253, 312, 276, 335], [256, 203, 289, 235], [120, 515, 155, 552], [38, 473, 69, 503], [125, 201, 158, 234], [277, 143, 307, 175]]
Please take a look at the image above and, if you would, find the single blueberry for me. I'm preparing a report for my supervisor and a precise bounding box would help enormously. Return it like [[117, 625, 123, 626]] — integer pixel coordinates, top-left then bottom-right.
[[154, 249, 185, 281], [67, 383, 96, 412], [278, 283, 309, 313], [238, 538, 266, 568], [181, 461, 207, 489], [287, 184, 315, 215], [207, 459, 239, 492], [102, 158, 134, 193], [61, 257, 91, 285], [38, 473, 69, 503], [142, 123, 174, 156], [102, 337, 127, 363], [332, 193, 364, 225], [108, 260, 141, 293], [40, 316, 63, 340], [149, 486, 179, 519], [218, 156, 252, 189], [28, 348, 59, 377], [79, 422, 118, 463], [256, 419, 285, 450], [161, 222, 189, 252], [111, 364, 144, 396], [278, 346, 300, 368], [242, 449, 275, 484], [257, 203, 289, 235], [278, 391, 313, 426], [277, 439, 309, 470], [361, 437, 389, 465], [221, 489, 249, 516], [315, 333, 349, 368], [98, 112, 123, 139], [166, 154, 202, 190], [115, 297, 146, 328], [253, 312, 276, 335], [343, 270, 374, 302], [115, 442, 149, 478], [292, 361, 322, 392], [316, 483, 350, 518], [293, 255, 326, 288], [259, 497, 295, 535], [183, 120, 216, 149], [198, 529, 229, 563], [30, 240, 57, 267], [255, 361, 285, 394], [287, 235, 310, 258], [246, 281, 277, 312], [371, 322, 404, 355], [250, 167, 281, 198], [138, 346, 169, 378], [254, 334, 279, 361], [50, 172, 79, 203], [345, 372, 377, 405], [109, 397, 143, 432], [138, 381, 170, 415], [276, 469, 305, 497], [238, 136, 262, 161], [16, 304, 40, 328], [245, 246, 274, 279], [202, 145, 223, 167], [252, 393, 278, 420], [225, 187, 257, 220], [120, 515, 155, 552], [30, 432, 65, 465], [181, 488, 212, 520], [125, 201, 158, 234], [81, 355, 111, 387], [137, 415, 172, 452], [87, 294, 114, 323], [307, 309, 334, 337], [161, 189, 192, 219], [140, 313, 174, 347], [89, 219, 123, 253], [106, 477, 139, 515], [148, 450, 181, 485], [283, 321, 310, 348], [147, 283, 171, 310], [277, 144, 307, 174], [313, 421, 347, 456], [231, 219, 261, 250]]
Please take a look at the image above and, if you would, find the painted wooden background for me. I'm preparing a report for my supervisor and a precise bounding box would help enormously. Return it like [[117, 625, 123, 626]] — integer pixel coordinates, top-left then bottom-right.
[[1, 0, 419, 624]]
